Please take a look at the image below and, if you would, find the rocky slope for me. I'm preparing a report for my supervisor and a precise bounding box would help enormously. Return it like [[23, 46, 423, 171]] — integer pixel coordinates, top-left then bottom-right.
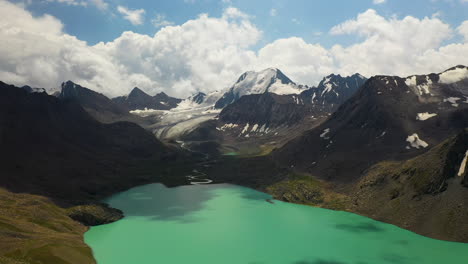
[[218, 73, 366, 131], [59, 81, 144, 124], [352, 129, 468, 241], [219, 93, 317, 128], [113, 87, 181, 111], [301, 73, 367, 112], [276, 66, 468, 182]]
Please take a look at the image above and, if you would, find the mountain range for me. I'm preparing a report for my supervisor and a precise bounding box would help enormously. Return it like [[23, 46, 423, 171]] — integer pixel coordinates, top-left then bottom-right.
[[1, 65, 468, 263], [113, 87, 182, 111]]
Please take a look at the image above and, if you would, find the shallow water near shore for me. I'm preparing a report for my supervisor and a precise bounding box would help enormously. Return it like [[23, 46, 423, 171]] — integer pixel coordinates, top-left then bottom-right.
[[85, 183, 468, 264]]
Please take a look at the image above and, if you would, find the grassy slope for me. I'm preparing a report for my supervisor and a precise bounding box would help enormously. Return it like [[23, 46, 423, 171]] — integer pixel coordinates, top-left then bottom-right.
[[0, 188, 94, 264]]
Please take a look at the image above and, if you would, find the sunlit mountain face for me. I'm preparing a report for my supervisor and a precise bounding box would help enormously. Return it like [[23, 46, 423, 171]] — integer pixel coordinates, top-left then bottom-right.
[[1, 0, 468, 263]]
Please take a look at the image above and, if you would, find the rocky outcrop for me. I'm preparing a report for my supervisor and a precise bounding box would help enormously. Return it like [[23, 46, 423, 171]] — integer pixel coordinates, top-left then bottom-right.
[[67, 204, 124, 226]]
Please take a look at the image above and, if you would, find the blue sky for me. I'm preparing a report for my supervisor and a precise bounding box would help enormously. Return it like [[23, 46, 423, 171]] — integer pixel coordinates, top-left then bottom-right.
[[16, 0, 468, 47], [1, 0, 467, 97]]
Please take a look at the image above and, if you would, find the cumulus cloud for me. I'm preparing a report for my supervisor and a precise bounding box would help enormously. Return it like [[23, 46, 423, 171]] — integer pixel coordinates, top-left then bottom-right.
[[373, 0, 386, 4], [329, 9, 458, 77], [94, 9, 261, 97], [0, 1, 260, 97], [256, 38, 334, 85], [458, 20, 468, 41], [117, 6, 145, 25], [0, 1, 467, 99]]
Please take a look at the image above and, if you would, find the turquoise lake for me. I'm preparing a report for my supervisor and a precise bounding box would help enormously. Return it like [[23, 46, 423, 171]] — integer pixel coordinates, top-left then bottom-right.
[[85, 183, 468, 264]]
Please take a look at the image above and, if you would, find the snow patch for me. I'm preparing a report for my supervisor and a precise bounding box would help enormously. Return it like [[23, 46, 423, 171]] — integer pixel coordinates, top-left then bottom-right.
[[457, 150, 468, 177], [130, 108, 164, 117], [251, 124, 259, 132], [405, 76, 417, 87], [444, 97, 461, 107], [320, 128, 330, 139], [322, 83, 333, 96], [439, 67, 468, 84], [406, 134, 429, 149], [241, 123, 250, 134], [217, 123, 239, 131], [377, 131, 387, 138], [416, 112, 438, 121]]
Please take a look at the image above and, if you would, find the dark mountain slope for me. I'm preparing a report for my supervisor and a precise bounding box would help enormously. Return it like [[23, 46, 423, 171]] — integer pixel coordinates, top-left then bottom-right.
[[219, 93, 316, 127], [275, 66, 468, 182], [59, 81, 142, 124], [113, 87, 181, 111], [0, 81, 187, 202], [353, 129, 468, 242], [301, 73, 367, 112]]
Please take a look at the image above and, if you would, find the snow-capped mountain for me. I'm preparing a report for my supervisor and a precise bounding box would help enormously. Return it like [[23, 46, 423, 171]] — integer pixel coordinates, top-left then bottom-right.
[[214, 68, 308, 108], [185, 90, 223, 107], [276, 65, 468, 182], [303, 73, 367, 108], [215, 73, 366, 134]]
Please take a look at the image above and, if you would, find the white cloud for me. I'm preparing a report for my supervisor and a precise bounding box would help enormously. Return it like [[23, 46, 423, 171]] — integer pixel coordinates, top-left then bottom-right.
[[46, 0, 86, 7], [151, 14, 173, 28], [46, 0, 108, 10], [329, 9, 458, 77], [0, 2, 467, 100], [95, 8, 261, 96], [117, 6, 145, 25], [256, 37, 334, 86], [0, 2, 260, 97], [458, 20, 468, 41], [222, 7, 250, 19], [373, 0, 386, 4], [90, 0, 108, 10]]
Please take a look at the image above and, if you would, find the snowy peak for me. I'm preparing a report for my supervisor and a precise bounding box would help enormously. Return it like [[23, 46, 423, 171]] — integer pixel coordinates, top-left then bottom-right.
[[215, 68, 306, 108], [317, 73, 367, 96], [304, 73, 367, 107], [232, 68, 298, 95]]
